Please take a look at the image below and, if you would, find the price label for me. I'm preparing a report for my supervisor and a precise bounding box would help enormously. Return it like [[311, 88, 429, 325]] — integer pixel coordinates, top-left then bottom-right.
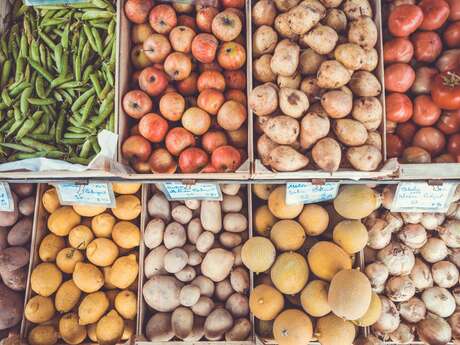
[[161, 183, 222, 201], [391, 182, 457, 213], [0, 183, 14, 212], [286, 182, 339, 205], [55, 182, 115, 207], [25, 0, 88, 5]]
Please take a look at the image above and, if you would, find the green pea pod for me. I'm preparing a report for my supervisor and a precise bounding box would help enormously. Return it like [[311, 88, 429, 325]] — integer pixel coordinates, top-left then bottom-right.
[[21, 137, 57, 152], [57, 89, 73, 104], [0, 118, 15, 133], [50, 75, 72, 89], [0, 142, 35, 153], [107, 112, 115, 132], [32, 121, 47, 135], [20, 87, 33, 114], [41, 18, 67, 27], [39, 44, 47, 68], [10, 40, 19, 61], [53, 91, 63, 103], [90, 90, 114, 128], [99, 82, 111, 100], [93, 0, 111, 9], [19, 34, 28, 58], [6, 117, 26, 138], [28, 98, 55, 106], [62, 24, 70, 50], [58, 81, 83, 89], [71, 88, 96, 112], [67, 156, 90, 165], [16, 111, 43, 140], [1, 89, 13, 107], [45, 150, 66, 159], [64, 132, 88, 139], [82, 65, 94, 83], [83, 25, 98, 54], [80, 95, 95, 124], [1, 60, 12, 88], [30, 40, 40, 63], [23, 15, 33, 43], [60, 50, 69, 77], [89, 73, 102, 98], [54, 44, 63, 73], [55, 110, 65, 143], [80, 41, 92, 67], [91, 22, 110, 31], [108, 19, 116, 37], [35, 76, 47, 99], [67, 126, 88, 134], [28, 59, 53, 83], [23, 64, 31, 83], [103, 65, 114, 87], [15, 57, 25, 82], [90, 136, 101, 154], [10, 82, 32, 97], [103, 35, 114, 59], [91, 27, 103, 56], [79, 138, 93, 159], [62, 138, 85, 145], [38, 32, 56, 51], [82, 10, 114, 21], [0, 35, 8, 58], [0, 104, 8, 111]]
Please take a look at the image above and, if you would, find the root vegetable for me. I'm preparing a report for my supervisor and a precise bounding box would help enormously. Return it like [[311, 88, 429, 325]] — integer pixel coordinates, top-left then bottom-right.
[[351, 97, 382, 131], [377, 242, 415, 276], [398, 224, 427, 249], [324, 9, 347, 32], [148, 193, 171, 221], [225, 293, 249, 318], [401, 212, 423, 224], [252, 0, 277, 26], [253, 25, 278, 56], [334, 43, 366, 70], [143, 275, 183, 312], [299, 49, 325, 75], [348, 71, 381, 97], [432, 261, 459, 288], [164, 248, 188, 274], [300, 112, 330, 149], [225, 318, 252, 341], [268, 146, 309, 171], [417, 313, 452, 345], [389, 323, 415, 344], [175, 266, 197, 282], [301, 24, 338, 54], [385, 276, 415, 302], [409, 258, 434, 291], [367, 219, 392, 250], [164, 222, 187, 249], [201, 201, 222, 233], [371, 296, 400, 336], [300, 76, 323, 102], [187, 218, 203, 244], [249, 83, 278, 116], [421, 213, 445, 230], [348, 16, 377, 49], [216, 279, 234, 301], [172, 307, 194, 339], [422, 287, 456, 318], [254, 55, 276, 83], [230, 267, 249, 293], [172, 205, 193, 225], [201, 248, 235, 282], [222, 195, 243, 213], [192, 296, 215, 317], [399, 297, 426, 323], [145, 219, 165, 249], [277, 73, 301, 89], [343, 0, 372, 20], [279, 88, 309, 118], [420, 238, 449, 263], [271, 39, 300, 77], [365, 262, 389, 292], [437, 220, 460, 248], [317, 60, 352, 89], [285, 2, 324, 35], [361, 48, 379, 72], [204, 308, 234, 339], [196, 231, 215, 253], [346, 145, 382, 171], [263, 115, 300, 145], [334, 119, 368, 146], [449, 311, 460, 340], [321, 89, 353, 118], [146, 313, 174, 341], [145, 245, 168, 278], [258, 134, 279, 165], [312, 137, 341, 172]]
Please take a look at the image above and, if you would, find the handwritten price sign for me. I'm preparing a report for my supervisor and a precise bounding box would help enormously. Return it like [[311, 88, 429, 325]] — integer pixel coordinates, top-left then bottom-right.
[[0, 183, 14, 212], [161, 183, 222, 201], [55, 182, 115, 207], [286, 182, 339, 205]]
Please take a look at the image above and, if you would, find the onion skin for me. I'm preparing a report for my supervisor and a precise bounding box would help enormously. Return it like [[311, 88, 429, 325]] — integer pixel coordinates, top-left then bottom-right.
[[409, 258, 434, 291], [431, 261, 459, 288], [422, 287, 456, 318], [371, 296, 400, 336], [354, 336, 382, 345], [365, 262, 389, 291], [399, 297, 426, 323], [449, 311, 460, 340], [377, 242, 415, 276], [385, 276, 416, 302], [437, 220, 460, 248], [420, 238, 448, 263], [389, 323, 415, 343], [398, 223, 427, 249], [382, 186, 396, 210], [417, 313, 452, 345]]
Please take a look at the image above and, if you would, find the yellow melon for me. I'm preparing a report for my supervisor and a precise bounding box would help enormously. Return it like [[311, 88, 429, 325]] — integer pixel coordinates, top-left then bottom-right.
[[298, 204, 329, 236], [47, 207, 81, 237], [271, 252, 309, 294], [249, 284, 285, 321], [270, 220, 306, 251], [42, 188, 60, 214], [254, 205, 277, 236], [268, 186, 304, 219], [333, 185, 380, 220], [300, 280, 331, 317], [328, 269, 372, 320], [112, 183, 141, 195], [354, 292, 382, 326], [253, 184, 275, 200], [307, 241, 352, 281], [315, 313, 356, 345], [273, 309, 313, 345], [241, 237, 276, 273], [72, 205, 106, 217], [333, 220, 368, 254]]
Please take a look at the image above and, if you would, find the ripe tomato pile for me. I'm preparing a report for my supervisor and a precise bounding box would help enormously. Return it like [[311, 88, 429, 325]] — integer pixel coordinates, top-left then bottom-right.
[[384, 0, 460, 163], [121, 0, 248, 174]]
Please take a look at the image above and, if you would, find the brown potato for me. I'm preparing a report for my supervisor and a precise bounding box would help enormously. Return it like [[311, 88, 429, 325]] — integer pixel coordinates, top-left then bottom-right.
[[321, 89, 353, 118], [300, 112, 330, 149], [172, 307, 194, 339], [343, 0, 372, 20], [334, 119, 368, 146], [268, 145, 309, 171], [275, 0, 301, 11], [286, 1, 325, 35], [366, 132, 382, 150], [361, 48, 378, 72], [300, 25, 338, 55], [204, 309, 234, 339], [317, 60, 352, 89], [271, 39, 300, 77], [257, 134, 279, 165], [334, 43, 366, 70], [277, 73, 301, 89], [348, 16, 377, 49], [254, 55, 277, 83], [225, 318, 252, 341], [299, 49, 325, 75], [230, 267, 250, 293], [352, 97, 382, 131], [249, 83, 278, 116], [146, 313, 174, 341], [320, 0, 343, 7], [279, 88, 309, 118], [274, 13, 297, 38], [348, 71, 381, 97], [252, 0, 277, 26], [262, 115, 300, 145], [191, 296, 215, 317], [219, 232, 242, 248], [324, 9, 347, 32], [225, 293, 249, 318], [346, 145, 382, 171], [312, 137, 342, 172], [253, 25, 279, 56], [300, 76, 323, 102], [7, 217, 33, 246]]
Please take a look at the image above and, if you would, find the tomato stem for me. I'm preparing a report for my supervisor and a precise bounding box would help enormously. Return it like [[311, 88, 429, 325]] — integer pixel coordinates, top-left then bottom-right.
[[442, 72, 460, 88]]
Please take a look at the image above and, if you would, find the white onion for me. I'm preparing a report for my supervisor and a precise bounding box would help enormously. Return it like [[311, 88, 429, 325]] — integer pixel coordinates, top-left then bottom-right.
[[447, 203, 460, 220], [422, 287, 456, 318], [371, 296, 400, 336], [364, 246, 377, 265], [354, 335, 382, 345], [398, 223, 427, 249], [389, 323, 415, 344], [420, 238, 449, 263], [401, 212, 423, 224], [417, 313, 452, 345], [385, 276, 415, 302], [382, 185, 396, 210], [377, 242, 415, 276], [432, 260, 459, 288], [367, 219, 392, 250], [384, 212, 404, 233], [449, 311, 460, 339], [449, 248, 460, 268], [399, 297, 426, 323], [453, 287, 460, 305], [409, 258, 433, 291], [365, 262, 389, 291], [437, 220, 460, 248], [421, 213, 446, 230]]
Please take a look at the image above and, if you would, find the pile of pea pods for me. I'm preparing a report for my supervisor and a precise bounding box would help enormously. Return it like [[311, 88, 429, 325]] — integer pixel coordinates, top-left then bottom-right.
[[0, 0, 116, 164]]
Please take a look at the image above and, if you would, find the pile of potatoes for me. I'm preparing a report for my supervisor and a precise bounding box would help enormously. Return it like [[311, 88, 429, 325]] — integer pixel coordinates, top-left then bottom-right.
[[142, 184, 251, 341], [0, 184, 36, 336], [24, 183, 142, 345], [250, 0, 384, 172]]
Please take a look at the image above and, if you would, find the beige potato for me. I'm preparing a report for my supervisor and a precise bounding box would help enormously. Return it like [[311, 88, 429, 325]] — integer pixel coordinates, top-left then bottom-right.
[[184, 199, 200, 210], [349, 71, 381, 97], [279, 88, 309, 118], [254, 55, 276, 83], [223, 213, 248, 233], [324, 8, 347, 31], [268, 146, 309, 171], [334, 119, 368, 146], [253, 26, 279, 56], [172, 205, 193, 225], [334, 43, 365, 70], [257, 134, 279, 165], [144, 245, 168, 278], [191, 276, 215, 297], [225, 293, 249, 318], [252, 0, 277, 26], [348, 16, 377, 49], [192, 296, 215, 317], [352, 97, 382, 131], [321, 89, 353, 118], [172, 307, 194, 339], [146, 313, 174, 341], [249, 83, 278, 116], [230, 267, 250, 293], [366, 132, 382, 150], [275, 0, 300, 11], [312, 138, 342, 172], [186, 218, 202, 244], [343, 0, 372, 20], [188, 250, 203, 266], [220, 232, 242, 248], [143, 275, 183, 312], [271, 39, 300, 77], [277, 73, 301, 89], [233, 245, 243, 266], [274, 13, 297, 38], [216, 279, 235, 301], [225, 318, 252, 341], [204, 308, 234, 339], [263, 115, 300, 145], [196, 231, 215, 253], [317, 60, 352, 88], [185, 317, 206, 341], [200, 201, 222, 233], [180, 285, 201, 307], [164, 248, 188, 274], [144, 219, 165, 249], [148, 193, 170, 221], [346, 145, 382, 171], [164, 222, 186, 249], [286, 1, 325, 35], [301, 25, 338, 55], [361, 48, 378, 72], [300, 112, 330, 149], [221, 184, 241, 196], [299, 49, 325, 75], [201, 248, 235, 282], [222, 195, 243, 213], [320, 0, 343, 7], [300, 76, 323, 101], [175, 266, 197, 282]]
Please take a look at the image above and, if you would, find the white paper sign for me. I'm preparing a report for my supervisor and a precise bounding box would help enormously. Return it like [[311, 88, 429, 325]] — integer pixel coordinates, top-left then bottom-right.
[[391, 182, 457, 213], [55, 182, 115, 207], [286, 182, 339, 205], [0, 183, 14, 212], [161, 183, 222, 201]]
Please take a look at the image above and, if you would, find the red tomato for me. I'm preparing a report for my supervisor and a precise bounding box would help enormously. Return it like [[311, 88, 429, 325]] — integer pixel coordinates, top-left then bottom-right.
[[397, 121, 418, 145], [386, 92, 414, 123], [411, 31, 443, 63], [431, 69, 460, 110], [437, 110, 460, 134], [447, 0, 460, 21], [386, 133, 405, 158], [444, 22, 460, 48], [419, 0, 450, 31], [412, 95, 442, 126], [388, 4, 424, 37], [383, 38, 414, 63], [448, 133, 460, 155], [384, 63, 416, 93]]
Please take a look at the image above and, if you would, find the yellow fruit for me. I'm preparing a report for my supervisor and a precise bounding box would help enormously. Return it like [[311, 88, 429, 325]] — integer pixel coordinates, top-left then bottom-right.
[[268, 186, 304, 219], [333, 185, 380, 220], [78, 291, 110, 325], [47, 207, 81, 236], [114, 290, 137, 320], [241, 237, 276, 273], [122, 320, 136, 341], [270, 220, 306, 251], [72, 262, 104, 293], [307, 241, 352, 281], [96, 310, 124, 345], [25, 295, 55, 323], [273, 309, 313, 345], [72, 205, 106, 217], [300, 280, 331, 317], [108, 254, 139, 289], [253, 184, 275, 200], [298, 204, 329, 236], [59, 313, 87, 345], [354, 292, 382, 326], [31, 263, 62, 297], [271, 252, 309, 294], [28, 325, 58, 345], [87, 323, 97, 342], [55, 280, 81, 313], [112, 195, 141, 221], [103, 267, 117, 289], [42, 188, 60, 214], [39, 234, 65, 262], [68, 225, 94, 250], [333, 220, 368, 254], [112, 221, 140, 249], [249, 284, 284, 321], [328, 269, 372, 320], [86, 238, 119, 267], [315, 313, 356, 345], [254, 205, 277, 236], [56, 248, 84, 274], [112, 183, 141, 195], [91, 213, 116, 238]]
